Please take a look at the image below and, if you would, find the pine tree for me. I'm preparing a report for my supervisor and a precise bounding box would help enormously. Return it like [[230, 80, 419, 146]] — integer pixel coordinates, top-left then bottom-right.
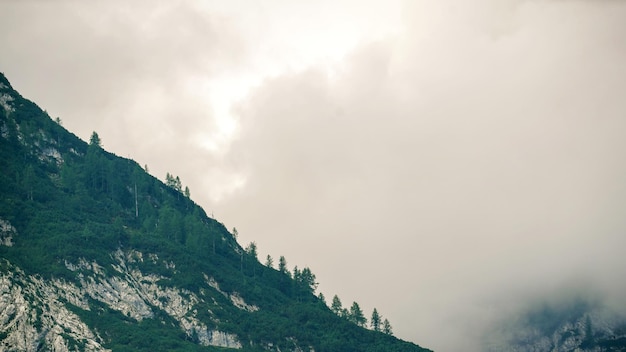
[[349, 302, 367, 327], [371, 308, 381, 332], [383, 318, 393, 335], [318, 292, 326, 305], [331, 295, 343, 316], [265, 254, 274, 268], [292, 266, 301, 300], [245, 241, 258, 260], [165, 173, 183, 193], [166, 172, 175, 188], [174, 176, 182, 192], [89, 131, 102, 147], [278, 255, 288, 275], [300, 267, 318, 293]]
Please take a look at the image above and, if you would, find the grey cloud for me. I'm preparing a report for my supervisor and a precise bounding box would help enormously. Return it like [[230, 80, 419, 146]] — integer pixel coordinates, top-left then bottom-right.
[[0, 0, 246, 191], [0, 1, 240, 130], [218, 2, 626, 351]]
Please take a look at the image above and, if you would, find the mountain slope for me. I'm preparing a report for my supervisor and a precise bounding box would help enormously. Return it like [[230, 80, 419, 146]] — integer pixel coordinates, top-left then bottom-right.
[[0, 72, 431, 352], [484, 297, 626, 352]]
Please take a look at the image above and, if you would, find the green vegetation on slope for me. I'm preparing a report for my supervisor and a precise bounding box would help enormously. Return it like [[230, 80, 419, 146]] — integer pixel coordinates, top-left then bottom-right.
[[0, 72, 430, 352]]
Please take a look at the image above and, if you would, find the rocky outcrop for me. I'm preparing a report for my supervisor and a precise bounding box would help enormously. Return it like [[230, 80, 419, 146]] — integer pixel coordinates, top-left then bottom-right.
[[0, 265, 109, 352], [205, 274, 259, 312], [0, 92, 14, 114], [0, 247, 247, 350], [0, 219, 16, 247]]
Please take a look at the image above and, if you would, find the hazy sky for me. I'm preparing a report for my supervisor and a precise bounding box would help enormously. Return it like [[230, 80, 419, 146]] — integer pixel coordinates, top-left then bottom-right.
[[2, 1, 626, 351]]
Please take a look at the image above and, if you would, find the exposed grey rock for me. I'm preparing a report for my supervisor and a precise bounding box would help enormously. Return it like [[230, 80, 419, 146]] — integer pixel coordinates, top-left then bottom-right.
[[0, 219, 16, 247], [0, 265, 109, 352], [0, 249, 245, 350], [0, 93, 14, 114], [204, 274, 259, 312], [40, 147, 63, 165]]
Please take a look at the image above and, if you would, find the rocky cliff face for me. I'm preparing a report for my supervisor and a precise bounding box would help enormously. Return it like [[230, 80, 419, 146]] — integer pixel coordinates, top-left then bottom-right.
[[0, 226, 246, 351], [0, 262, 108, 352]]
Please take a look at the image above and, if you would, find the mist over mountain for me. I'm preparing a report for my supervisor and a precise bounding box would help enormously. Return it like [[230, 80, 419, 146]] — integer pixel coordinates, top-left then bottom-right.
[[484, 292, 626, 351], [0, 72, 430, 351]]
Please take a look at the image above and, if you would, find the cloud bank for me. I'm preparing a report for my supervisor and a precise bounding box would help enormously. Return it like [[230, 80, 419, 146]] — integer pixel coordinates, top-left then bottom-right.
[[221, 2, 626, 350]]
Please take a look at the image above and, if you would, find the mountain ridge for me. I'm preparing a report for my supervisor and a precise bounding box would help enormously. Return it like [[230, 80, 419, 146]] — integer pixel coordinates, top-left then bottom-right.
[[0, 72, 431, 352]]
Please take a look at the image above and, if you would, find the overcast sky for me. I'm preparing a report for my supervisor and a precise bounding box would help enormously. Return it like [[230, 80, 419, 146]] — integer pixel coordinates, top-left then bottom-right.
[[2, 1, 626, 351]]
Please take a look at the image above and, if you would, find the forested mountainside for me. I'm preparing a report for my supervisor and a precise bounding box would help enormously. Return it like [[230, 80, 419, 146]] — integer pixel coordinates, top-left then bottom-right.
[[0, 72, 431, 352]]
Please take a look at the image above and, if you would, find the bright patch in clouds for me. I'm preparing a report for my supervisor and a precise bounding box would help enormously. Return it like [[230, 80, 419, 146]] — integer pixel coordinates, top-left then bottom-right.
[[194, 0, 404, 159]]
